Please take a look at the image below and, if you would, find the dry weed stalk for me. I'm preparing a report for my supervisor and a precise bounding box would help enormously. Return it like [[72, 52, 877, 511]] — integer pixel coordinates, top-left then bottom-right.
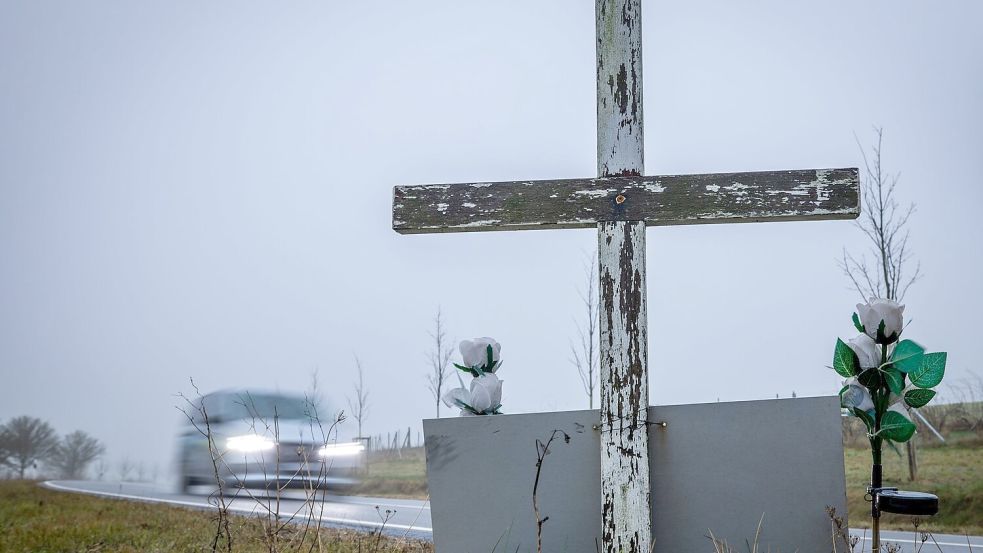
[[532, 429, 570, 553], [176, 378, 233, 553], [826, 505, 858, 552], [706, 514, 764, 553]]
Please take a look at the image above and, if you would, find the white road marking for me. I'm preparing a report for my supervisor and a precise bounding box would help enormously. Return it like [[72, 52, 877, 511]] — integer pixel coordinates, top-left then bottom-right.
[[338, 497, 431, 510], [853, 533, 982, 549]]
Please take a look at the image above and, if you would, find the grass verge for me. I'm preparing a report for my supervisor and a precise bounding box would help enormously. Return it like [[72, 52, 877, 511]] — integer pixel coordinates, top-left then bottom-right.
[[844, 442, 983, 535], [351, 448, 428, 500], [0, 480, 433, 553]]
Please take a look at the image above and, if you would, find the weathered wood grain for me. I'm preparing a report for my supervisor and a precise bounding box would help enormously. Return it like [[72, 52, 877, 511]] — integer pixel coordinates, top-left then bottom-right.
[[392, 168, 859, 234], [599, 222, 651, 553], [596, 1, 652, 552]]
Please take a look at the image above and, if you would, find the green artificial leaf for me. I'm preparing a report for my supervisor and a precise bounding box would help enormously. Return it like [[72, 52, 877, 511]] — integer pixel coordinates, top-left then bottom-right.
[[884, 366, 906, 395], [909, 352, 947, 389], [878, 410, 917, 443], [904, 389, 937, 408], [838, 385, 849, 398], [852, 312, 865, 334], [891, 340, 925, 373], [485, 345, 494, 372], [858, 368, 880, 390], [453, 363, 481, 377], [852, 408, 875, 433], [833, 339, 859, 378]]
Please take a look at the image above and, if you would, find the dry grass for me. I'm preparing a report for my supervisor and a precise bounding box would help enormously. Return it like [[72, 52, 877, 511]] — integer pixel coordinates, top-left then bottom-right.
[[0, 480, 433, 553]]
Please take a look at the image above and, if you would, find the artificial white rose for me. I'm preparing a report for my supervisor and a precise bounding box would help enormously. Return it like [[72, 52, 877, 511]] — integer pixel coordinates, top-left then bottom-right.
[[857, 298, 904, 344], [841, 378, 874, 412], [441, 387, 471, 410], [460, 337, 502, 372], [848, 333, 882, 370], [469, 373, 503, 414]]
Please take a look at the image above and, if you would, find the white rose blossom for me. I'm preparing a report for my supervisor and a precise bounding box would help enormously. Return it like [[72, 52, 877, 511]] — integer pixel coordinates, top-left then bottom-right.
[[841, 377, 875, 412], [857, 298, 905, 344], [459, 337, 502, 373], [847, 333, 882, 371], [441, 371, 503, 416], [468, 373, 503, 414]]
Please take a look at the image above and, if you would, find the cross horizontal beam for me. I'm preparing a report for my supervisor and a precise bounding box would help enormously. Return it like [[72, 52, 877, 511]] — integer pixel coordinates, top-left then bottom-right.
[[392, 168, 859, 234]]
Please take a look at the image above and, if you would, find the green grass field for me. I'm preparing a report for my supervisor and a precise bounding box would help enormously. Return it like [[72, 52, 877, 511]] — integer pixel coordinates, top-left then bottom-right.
[[352, 448, 428, 499], [0, 480, 432, 553], [844, 442, 983, 535]]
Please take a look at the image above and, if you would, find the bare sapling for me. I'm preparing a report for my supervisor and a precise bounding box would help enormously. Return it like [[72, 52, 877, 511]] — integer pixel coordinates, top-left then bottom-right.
[[569, 253, 599, 409], [839, 126, 924, 481], [425, 307, 455, 418], [347, 356, 370, 440]]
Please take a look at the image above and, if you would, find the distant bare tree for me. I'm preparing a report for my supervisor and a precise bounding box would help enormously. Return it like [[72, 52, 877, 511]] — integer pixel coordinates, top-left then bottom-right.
[[949, 372, 983, 436], [425, 307, 455, 417], [0, 416, 59, 479], [839, 127, 921, 302], [47, 430, 105, 479], [839, 127, 923, 481], [569, 253, 599, 408], [94, 457, 108, 480], [347, 356, 370, 439], [117, 456, 135, 482], [0, 432, 8, 473]]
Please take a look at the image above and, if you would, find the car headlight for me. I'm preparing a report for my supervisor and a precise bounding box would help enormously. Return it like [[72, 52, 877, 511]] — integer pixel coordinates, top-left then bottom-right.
[[226, 434, 276, 453], [317, 442, 365, 458]]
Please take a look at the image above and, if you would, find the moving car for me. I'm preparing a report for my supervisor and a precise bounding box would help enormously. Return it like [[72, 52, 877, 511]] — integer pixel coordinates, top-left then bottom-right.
[[176, 390, 364, 494]]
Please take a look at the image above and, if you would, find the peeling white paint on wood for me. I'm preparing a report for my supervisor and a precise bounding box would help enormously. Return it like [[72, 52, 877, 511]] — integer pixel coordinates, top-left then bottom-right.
[[392, 168, 859, 234], [596, 1, 652, 551], [598, 222, 651, 553]]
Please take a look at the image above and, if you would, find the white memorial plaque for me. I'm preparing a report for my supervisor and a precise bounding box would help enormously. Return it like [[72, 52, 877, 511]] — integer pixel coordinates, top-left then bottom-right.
[[424, 397, 847, 553]]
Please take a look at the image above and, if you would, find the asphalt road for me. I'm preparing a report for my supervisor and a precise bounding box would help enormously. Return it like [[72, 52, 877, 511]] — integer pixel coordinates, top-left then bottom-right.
[[42, 480, 433, 541], [43, 480, 981, 552]]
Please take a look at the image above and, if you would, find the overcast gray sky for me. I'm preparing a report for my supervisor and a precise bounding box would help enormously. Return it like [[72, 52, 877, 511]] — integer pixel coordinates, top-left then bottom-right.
[[1, 1, 981, 475]]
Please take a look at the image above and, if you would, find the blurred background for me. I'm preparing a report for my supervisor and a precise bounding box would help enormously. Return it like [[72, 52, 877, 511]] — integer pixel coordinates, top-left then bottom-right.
[[1, 0, 981, 482]]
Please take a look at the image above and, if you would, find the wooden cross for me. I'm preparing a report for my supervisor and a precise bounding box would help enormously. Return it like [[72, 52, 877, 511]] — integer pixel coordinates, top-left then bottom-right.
[[392, 1, 859, 551]]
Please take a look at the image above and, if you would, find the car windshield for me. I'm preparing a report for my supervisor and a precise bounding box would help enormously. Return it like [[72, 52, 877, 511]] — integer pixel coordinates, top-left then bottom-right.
[[202, 392, 311, 423], [236, 393, 308, 420]]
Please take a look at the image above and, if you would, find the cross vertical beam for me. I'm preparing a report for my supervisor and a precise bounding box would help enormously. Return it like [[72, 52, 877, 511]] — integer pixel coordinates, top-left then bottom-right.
[[596, 1, 652, 552]]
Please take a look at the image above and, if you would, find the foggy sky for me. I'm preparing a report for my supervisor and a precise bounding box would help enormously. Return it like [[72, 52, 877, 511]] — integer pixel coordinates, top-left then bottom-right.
[[1, 1, 981, 476]]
